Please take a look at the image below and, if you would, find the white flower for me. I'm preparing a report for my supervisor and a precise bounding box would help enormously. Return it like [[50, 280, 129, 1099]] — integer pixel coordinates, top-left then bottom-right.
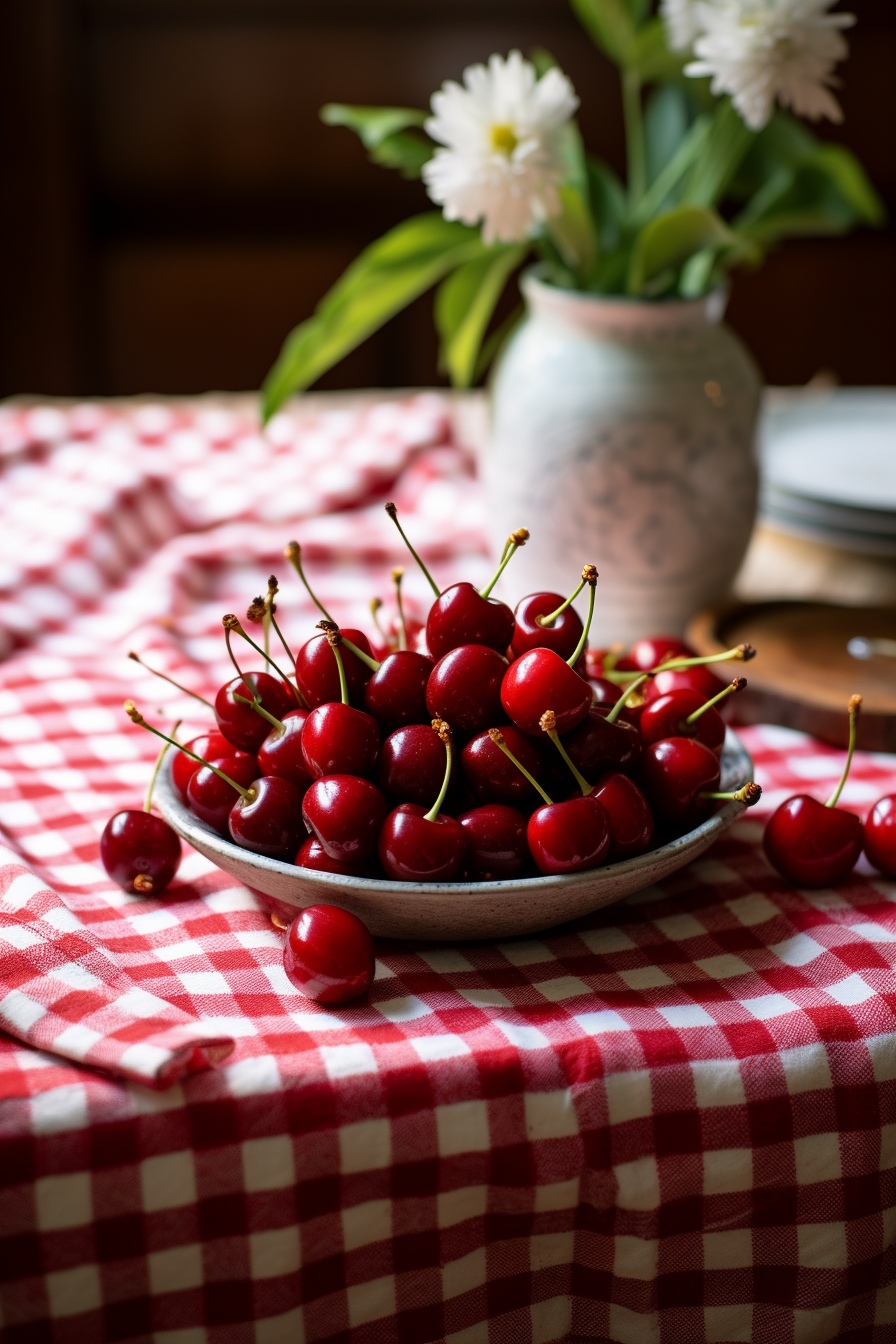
[[685, 0, 855, 132], [662, 0, 702, 52], [421, 51, 579, 245]]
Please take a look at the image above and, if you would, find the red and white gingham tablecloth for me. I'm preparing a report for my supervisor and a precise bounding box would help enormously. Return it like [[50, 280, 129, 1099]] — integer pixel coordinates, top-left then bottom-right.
[[0, 394, 894, 1344]]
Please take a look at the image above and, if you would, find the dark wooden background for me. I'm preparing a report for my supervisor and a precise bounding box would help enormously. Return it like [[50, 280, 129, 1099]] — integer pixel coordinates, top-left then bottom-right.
[[2, 0, 893, 399]]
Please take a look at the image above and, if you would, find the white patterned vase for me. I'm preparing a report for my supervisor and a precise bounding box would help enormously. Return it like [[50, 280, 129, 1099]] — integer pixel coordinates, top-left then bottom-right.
[[484, 272, 762, 645]]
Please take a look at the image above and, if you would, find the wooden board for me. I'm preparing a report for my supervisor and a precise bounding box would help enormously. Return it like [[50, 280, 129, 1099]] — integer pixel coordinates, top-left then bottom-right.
[[687, 601, 896, 752]]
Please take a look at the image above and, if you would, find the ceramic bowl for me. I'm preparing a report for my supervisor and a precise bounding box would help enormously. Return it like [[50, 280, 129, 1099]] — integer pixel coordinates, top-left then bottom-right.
[[155, 729, 753, 941]]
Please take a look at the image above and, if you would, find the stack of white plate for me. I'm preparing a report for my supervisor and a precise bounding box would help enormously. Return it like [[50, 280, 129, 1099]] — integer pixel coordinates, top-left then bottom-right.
[[759, 388, 896, 557]]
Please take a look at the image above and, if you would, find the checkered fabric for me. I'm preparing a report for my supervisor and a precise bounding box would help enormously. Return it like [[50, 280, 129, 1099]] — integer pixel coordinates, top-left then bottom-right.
[[0, 395, 895, 1344]]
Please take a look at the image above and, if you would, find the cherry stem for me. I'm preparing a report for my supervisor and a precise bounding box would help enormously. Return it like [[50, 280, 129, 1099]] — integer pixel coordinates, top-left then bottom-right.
[[224, 616, 302, 704], [657, 643, 755, 672], [826, 694, 862, 808], [480, 528, 529, 600], [233, 693, 284, 731], [370, 597, 394, 652], [539, 712, 592, 797], [144, 719, 181, 812], [700, 782, 762, 807], [124, 702, 253, 800], [567, 567, 598, 668], [393, 569, 408, 652], [488, 728, 553, 806], [284, 541, 333, 621], [263, 579, 276, 659], [127, 652, 214, 710], [424, 720, 454, 823], [605, 674, 650, 725], [685, 677, 746, 726], [601, 643, 625, 674], [317, 620, 380, 673], [323, 629, 350, 706], [536, 573, 587, 628], [385, 502, 440, 598]]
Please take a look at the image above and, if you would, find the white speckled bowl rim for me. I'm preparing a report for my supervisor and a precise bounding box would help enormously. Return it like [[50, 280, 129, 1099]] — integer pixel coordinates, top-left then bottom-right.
[[156, 729, 753, 940]]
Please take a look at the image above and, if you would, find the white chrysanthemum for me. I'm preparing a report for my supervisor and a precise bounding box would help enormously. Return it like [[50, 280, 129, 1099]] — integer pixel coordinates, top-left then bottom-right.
[[421, 51, 579, 245], [685, 0, 855, 132], [662, 0, 702, 52]]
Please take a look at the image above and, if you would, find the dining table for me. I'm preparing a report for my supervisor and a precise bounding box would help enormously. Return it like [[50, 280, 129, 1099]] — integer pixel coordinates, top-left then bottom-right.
[[0, 389, 894, 1344]]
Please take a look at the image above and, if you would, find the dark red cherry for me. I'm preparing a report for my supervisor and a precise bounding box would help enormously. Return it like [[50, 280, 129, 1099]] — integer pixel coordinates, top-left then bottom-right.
[[639, 689, 726, 757], [426, 644, 507, 736], [283, 904, 375, 1004], [591, 773, 654, 860], [426, 582, 515, 662], [644, 664, 726, 704], [257, 711, 313, 790], [588, 678, 641, 727], [378, 724, 447, 806], [295, 836, 380, 878], [458, 804, 530, 879], [510, 592, 584, 660], [501, 648, 592, 737], [229, 775, 307, 860], [864, 795, 896, 878], [301, 702, 380, 779], [638, 737, 721, 832], [629, 636, 694, 671], [294, 629, 374, 708], [527, 796, 611, 875], [187, 755, 261, 834], [461, 726, 546, 808], [100, 811, 181, 895], [363, 650, 433, 732], [764, 795, 863, 888], [302, 775, 388, 862], [172, 732, 251, 802], [586, 648, 638, 678], [563, 707, 642, 776], [378, 804, 466, 882], [215, 673, 296, 752]]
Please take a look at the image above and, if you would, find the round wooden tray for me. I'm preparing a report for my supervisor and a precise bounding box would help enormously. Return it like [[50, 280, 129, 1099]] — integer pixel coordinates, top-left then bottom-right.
[[687, 601, 896, 751]]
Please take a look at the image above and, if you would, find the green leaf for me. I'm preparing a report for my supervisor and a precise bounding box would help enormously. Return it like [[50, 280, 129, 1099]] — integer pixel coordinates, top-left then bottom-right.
[[570, 0, 637, 64], [635, 113, 712, 226], [729, 111, 818, 200], [628, 206, 735, 294], [644, 84, 692, 188], [435, 245, 529, 387], [735, 143, 885, 246], [529, 46, 559, 78], [586, 157, 628, 256], [321, 104, 432, 179], [547, 184, 599, 276], [262, 213, 483, 421], [628, 18, 686, 82], [678, 99, 755, 208], [473, 302, 525, 383]]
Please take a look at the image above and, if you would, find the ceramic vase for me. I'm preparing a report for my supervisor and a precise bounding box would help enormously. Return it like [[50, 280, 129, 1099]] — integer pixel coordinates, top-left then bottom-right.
[[484, 272, 762, 645]]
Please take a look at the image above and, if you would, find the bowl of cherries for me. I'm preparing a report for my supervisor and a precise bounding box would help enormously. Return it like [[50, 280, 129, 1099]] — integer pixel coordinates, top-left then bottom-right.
[[125, 508, 762, 941]]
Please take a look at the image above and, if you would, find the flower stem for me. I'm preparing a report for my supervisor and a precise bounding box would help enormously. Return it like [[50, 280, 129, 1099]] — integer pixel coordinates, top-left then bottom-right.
[[480, 528, 529, 600], [826, 695, 862, 808], [567, 567, 598, 668], [623, 70, 646, 206], [385, 502, 440, 598], [424, 720, 454, 823], [144, 720, 181, 812], [488, 728, 553, 805]]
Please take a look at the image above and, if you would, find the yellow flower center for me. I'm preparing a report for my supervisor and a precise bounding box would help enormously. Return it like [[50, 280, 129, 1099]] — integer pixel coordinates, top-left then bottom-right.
[[490, 123, 518, 156]]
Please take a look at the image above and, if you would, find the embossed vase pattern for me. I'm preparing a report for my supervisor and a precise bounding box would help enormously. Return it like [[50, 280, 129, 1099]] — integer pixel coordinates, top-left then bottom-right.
[[485, 274, 762, 645]]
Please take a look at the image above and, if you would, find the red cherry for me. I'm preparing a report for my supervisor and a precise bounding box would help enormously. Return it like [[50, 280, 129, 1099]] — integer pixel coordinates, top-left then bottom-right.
[[301, 702, 380, 779], [172, 732, 252, 801], [215, 672, 296, 752], [283, 904, 374, 1004], [378, 724, 447, 805], [764, 797, 863, 887], [864, 795, 896, 878], [527, 796, 611, 875], [426, 582, 516, 662], [629, 636, 694, 671], [363, 651, 433, 732], [257, 711, 314, 790], [638, 737, 722, 832], [501, 649, 593, 736], [295, 836, 380, 878], [426, 644, 507, 736], [563, 707, 642, 777], [510, 590, 584, 660], [187, 755, 261, 835], [457, 804, 530, 879], [640, 689, 726, 757], [100, 811, 181, 895], [461, 725, 546, 808], [378, 804, 466, 881], [302, 775, 388, 862], [294, 629, 374, 708], [228, 775, 308, 860], [591, 773, 654, 860]]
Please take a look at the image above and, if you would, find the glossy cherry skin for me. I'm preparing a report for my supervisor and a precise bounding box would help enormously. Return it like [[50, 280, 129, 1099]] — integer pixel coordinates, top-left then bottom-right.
[[563, 708, 642, 777], [510, 592, 584, 661], [283, 904, 375, 1004], [527, 796, 611, 875], [100, 811, 182, 895], [764, 796, 863, 887], [427, 644, 507, 736], [378, 724, 446, 806], [426, 582, 515, 662], [588, 679, 641, 728], [172, 732, 252, 802], [294, 629, 374, 709], [363, 651, 433, 733], [501, 648, 592, 737], [638, 737, 721, 832], [215, 673, 297, 753], [256, 711, 313, 790], [864, 795, 896, 878], [458, 804, 530, 879], [461, 725, 545, 808], [639, 689, 726, 757], [229, 775, 307, 860], [586, 649, 638, 679], [378, 804, 466, 882], [591, 773, 654, 861], [301, 702, 380, 780], [644, 664, 726, 705], [187, 755, 262, 835], [302, 775, 388, 861], [295, 836, 380, 878], [629, 636, 694, 671]]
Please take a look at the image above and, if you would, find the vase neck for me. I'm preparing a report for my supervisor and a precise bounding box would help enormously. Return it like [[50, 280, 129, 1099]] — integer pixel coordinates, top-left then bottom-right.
[[521, 272, 728, 338]]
